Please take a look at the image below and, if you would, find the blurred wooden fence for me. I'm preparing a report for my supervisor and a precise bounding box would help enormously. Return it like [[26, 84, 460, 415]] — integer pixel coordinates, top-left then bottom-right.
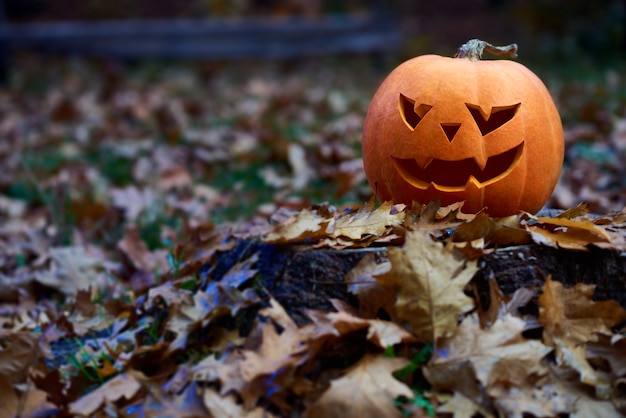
[[0, 2, 401, 80], [0, 15, 401, 59]]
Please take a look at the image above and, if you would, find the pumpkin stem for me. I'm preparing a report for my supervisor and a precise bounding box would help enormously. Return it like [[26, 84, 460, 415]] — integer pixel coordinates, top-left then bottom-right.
[[454, 39, 518, 61]]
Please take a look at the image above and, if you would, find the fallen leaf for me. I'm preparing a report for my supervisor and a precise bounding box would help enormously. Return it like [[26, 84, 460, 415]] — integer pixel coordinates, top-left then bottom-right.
[[538, 276, 626, 346], [117, 226, 169, 273], [452, 212, 530, 246], [424, 314, 550, 399], [202, 388, 276, 418], [306, 354, 412, 418], [476, 277, 535, 328], [344, 253, 395, 319], [263, 207, 331, 243], [437, 391, 494, 418], [539, 276, 626, 395], [376, 231, 477, 341], [0, 331, 40, 385], [319, 300, 417, 348], [0, 373, 54, 418], [547, 364, 622, 418], [525, 214, 612, 250], [586, 334, 626, 377], [326, 201, 405, 241], [220, 299, 310, 411], [34, 246, 104, 296], [69, 372, 142, 416]]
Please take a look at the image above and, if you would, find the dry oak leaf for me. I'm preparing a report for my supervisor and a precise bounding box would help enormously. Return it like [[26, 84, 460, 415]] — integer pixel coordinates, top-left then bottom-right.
[[263, 207, 331, 243], [309, 299, 417, 349], [221, 299, 310, 410], [538, 276, 626, 347], [240, 300, 308, 381], [0, 331, 40, 385], [202, 388, 277, 418], [437, 391, 495, 418], [376, 231, 477, 341], [477, 277, 535, 329], [587, 334, 626, 377], [117, 226, 169, 273], [305, 353, 413, 418], [538, 277, 625, 396], [425, 314, 551, 396], [34, 246, 104, 296], [488, 376, 575, 418], [546, 364, 622, 418], [345, 252, 396, 319], [0, 373, 54, 418], [525, 214, 613, 250], [325, 201, 405, 241], [69, 372, 142, 416]]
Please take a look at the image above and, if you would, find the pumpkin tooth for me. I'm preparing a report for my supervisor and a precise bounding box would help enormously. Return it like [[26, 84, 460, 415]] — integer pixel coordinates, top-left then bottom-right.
[[472, 153, 489, 171], [421, 157, 434, 170]]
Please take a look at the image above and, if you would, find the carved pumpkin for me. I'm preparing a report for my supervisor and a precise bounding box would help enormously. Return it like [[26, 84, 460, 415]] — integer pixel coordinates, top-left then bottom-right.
[[361, 40, 564, 216]]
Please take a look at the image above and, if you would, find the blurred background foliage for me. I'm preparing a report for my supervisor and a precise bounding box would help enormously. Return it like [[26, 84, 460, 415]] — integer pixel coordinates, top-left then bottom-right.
[[0, 0, 624, 229]]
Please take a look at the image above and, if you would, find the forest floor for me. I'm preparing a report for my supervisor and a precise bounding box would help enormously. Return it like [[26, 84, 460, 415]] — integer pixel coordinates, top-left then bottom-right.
[[1, 52, 626, 417]]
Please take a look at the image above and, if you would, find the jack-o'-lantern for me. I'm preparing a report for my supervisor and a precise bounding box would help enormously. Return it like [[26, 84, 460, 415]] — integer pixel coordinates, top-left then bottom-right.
[[361, 39, 564, 217]]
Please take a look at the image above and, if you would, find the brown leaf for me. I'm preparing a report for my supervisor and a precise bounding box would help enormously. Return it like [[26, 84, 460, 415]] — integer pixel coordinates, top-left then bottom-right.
[[69, 372, 142, 416], [437, 391, 494, 418], [538, 277, 626, 394], [219, 299, 309, 411], [306, 354, 412, 418], [525, 214, 612, 250], [263, 207, 331, 243], [117, 226, 168, 273], [158, 165, 193, 191], [547, 364, 622, 418], [488, 374, 575, 417], [111, 186, 155, 221], [202, 388, 276, 418], [325, 201, 405, 241], [425, 314, 550, 394], [320, 300, 417, 349], [538, 276, 626, 346], [0, 373, 54, 418], [452, 213, 530, 246], [586, 334, 626, 377], [0, 331, 40, 385], [476, 277, 535, 328], [34, 246, 104, 296], [376, 231, 477, 341], [344, 252, 396, 319]]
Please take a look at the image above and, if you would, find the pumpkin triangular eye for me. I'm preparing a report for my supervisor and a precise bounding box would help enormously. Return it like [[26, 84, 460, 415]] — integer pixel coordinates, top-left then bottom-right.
[[399, 93, 432, 130], [466, 103, 521, 136]]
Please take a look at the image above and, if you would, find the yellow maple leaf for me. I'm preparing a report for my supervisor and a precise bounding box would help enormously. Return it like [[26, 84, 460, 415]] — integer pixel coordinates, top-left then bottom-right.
[[376, 231, 477, 341]]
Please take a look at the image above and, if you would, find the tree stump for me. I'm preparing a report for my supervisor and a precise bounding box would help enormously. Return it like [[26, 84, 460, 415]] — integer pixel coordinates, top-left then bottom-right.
[[200, 239, 626, 324]]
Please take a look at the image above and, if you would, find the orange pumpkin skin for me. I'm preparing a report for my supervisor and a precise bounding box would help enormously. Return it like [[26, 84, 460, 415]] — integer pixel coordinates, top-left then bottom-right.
[[362, 54, 564, 217]]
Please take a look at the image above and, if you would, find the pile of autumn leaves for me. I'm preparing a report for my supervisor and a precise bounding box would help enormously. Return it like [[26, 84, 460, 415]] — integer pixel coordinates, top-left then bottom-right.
[[5, 201, 626, 417]]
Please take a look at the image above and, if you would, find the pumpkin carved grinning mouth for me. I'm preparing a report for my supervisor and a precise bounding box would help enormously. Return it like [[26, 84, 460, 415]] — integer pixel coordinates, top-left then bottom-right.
[[392, 142, 524, 191]]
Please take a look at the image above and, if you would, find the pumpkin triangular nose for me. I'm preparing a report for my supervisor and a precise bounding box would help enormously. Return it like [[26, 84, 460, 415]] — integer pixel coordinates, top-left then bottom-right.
[[441, 123, 461, 142]]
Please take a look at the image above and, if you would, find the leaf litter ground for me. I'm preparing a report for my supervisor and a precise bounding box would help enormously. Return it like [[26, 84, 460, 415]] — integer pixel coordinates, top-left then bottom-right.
[[1, 54, 626, 417]]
